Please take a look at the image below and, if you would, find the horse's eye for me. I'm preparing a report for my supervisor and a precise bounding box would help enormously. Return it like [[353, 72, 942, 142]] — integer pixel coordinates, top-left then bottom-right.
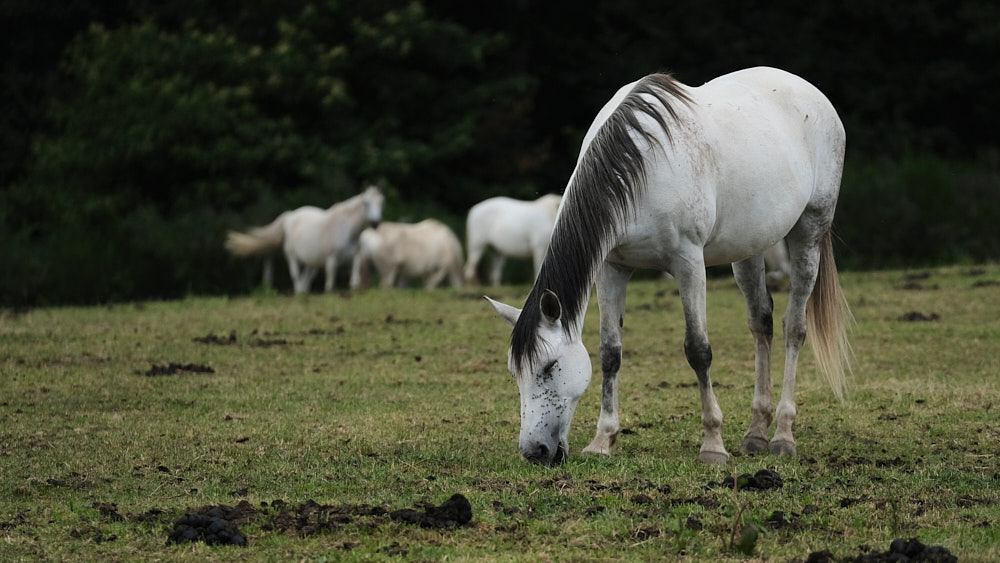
[[541, 360, 558, 379]]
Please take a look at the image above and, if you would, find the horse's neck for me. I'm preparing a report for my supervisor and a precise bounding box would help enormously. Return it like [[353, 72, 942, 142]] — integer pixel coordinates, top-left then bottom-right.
[[325, 195, 366, 231], [327, 193, 363, 213]]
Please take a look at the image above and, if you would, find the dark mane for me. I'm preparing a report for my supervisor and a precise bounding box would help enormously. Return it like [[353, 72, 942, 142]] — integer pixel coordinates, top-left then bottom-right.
[[510, 74, 692, 372]]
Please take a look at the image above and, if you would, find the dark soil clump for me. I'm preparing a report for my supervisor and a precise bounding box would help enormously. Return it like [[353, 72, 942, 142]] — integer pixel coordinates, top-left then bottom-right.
[[389, 494, 472, 529], [193, 332, 237, 345], [92, 502, 125, 522], [706, 469, 783, 491], [898, 311, 940, 322], [251, 338, 295, 347], [168, 514, 247, 546], [765, 510, 801, 529], [141, 362, 214, 376], [167, 502, 259, 546], [803, 537, 956, 562]]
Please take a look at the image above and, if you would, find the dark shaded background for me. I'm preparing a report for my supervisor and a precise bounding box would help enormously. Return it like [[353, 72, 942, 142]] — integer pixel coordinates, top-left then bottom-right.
[[2, 0, 997, 305]]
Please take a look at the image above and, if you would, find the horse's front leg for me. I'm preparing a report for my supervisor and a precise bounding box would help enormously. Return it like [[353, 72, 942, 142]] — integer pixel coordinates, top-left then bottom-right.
[[349, 252, 363, 290], [674, 256, 730, 465], [301, 266, 319, 294], [380, 264, 399, 289], [732, 256, 774, 453], [583, 262, 632, 456]]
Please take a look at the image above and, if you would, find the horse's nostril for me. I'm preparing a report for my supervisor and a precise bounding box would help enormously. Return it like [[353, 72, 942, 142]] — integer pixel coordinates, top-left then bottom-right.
[[523, 443, 550, 464]]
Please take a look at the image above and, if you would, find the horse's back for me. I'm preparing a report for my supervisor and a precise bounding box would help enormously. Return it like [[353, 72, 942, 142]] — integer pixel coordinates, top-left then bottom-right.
[[694, 67, 844, 167], [388, 220, 462, 274], [607, 67, 845, 268], [467, 197, 534, 256], [692, 68, 845, 258]]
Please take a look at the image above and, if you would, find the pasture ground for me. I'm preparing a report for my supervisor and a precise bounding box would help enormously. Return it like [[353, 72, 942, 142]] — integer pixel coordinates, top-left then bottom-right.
[[1, 265, 998, 561]]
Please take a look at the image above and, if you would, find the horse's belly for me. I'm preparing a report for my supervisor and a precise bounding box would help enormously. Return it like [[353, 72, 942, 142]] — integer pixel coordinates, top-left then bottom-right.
[[489, 226, 533, 257], [286, 230, 331, 266]]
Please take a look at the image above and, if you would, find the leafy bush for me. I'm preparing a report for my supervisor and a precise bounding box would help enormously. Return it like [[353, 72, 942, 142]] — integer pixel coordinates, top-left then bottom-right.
[[1, 4, 534, 304], [837, 154, 1000, 269]]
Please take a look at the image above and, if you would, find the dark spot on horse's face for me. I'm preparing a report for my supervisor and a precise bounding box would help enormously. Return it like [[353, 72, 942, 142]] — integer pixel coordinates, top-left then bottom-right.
[[536, 360, 558, 385]]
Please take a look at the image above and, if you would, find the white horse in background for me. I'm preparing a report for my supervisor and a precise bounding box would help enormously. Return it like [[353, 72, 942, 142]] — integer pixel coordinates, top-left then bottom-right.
[[465, 194, 561, 286], [225, 185, 384, 294], [764, 240, 792, 280], [355, 220, 464, 289], [486, 67, 851, 466]]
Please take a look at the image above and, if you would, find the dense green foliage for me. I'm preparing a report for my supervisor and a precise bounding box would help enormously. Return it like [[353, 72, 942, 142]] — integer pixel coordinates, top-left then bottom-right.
[[1, 0, 998, 304]]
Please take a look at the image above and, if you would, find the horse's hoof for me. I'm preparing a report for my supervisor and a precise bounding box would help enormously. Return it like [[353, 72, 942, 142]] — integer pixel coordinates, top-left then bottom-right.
[[582, 445, 612, 456], [698, 451, 730, 465], [769, 439, 797, 456], [740, 436, 769, 454], [582, 436, 616, 456]]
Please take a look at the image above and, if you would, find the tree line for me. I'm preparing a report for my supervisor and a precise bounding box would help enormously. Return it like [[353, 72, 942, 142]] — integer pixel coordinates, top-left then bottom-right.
[[1, 0, 997, 305]]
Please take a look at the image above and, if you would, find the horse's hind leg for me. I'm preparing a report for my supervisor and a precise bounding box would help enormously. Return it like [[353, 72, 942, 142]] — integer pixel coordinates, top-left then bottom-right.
[[379, 264, 399, 289], [301, 266, 319, 294], [263, 256, 274, 287], [425, 266, 448, 290], [772, 221, 825, 455], [488, 254, 506, 287], [583, 262, 632, 456], [464, 241, 484, 284], [732, 255, 774, 454], [324, 256, 337, 293], [674, 254, 729, 465]]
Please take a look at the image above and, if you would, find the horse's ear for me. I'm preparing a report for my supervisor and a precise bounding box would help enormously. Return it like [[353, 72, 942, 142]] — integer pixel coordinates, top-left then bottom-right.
[[539, 289, 562, 324], [485, 296, 520, 327]]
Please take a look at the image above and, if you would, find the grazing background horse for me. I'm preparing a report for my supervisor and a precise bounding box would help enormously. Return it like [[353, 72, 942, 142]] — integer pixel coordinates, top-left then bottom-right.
[[355, 219, 464, 289], [465, 194, 562, 286], [487, 67, 851, 466], [225, 186, 384, 294], [764, 240, 792, 281]]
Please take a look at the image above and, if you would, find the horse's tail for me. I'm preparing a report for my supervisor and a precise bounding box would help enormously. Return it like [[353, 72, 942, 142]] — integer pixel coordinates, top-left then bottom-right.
[[807, 230, 853, 402], [225, 212, 287, 257]]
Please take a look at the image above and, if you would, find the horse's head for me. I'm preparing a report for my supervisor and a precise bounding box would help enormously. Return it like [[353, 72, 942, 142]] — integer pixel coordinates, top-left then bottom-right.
[[361, 185, 384, 228], [486, 290, 592, 465]]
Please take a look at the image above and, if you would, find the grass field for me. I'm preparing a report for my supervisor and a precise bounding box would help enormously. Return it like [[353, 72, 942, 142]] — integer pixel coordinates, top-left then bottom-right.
[[1, 265, 998, 561]]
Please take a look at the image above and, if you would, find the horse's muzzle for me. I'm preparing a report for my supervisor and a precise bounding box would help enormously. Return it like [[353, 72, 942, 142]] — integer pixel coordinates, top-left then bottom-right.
[[521, 441, 568, 466]]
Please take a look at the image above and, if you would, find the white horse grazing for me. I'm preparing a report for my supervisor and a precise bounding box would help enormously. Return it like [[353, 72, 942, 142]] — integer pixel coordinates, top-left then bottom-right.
[[764, 240, 792, 280], [355, 220, 465, 290], [465, 194, 562, 286], [225, 186, 384, 294], [357, 220, 465, 289], [486, 67, 852, 466]]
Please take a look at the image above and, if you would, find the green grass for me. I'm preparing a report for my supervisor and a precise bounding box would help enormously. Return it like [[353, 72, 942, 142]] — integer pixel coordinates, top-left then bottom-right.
[[1, 265, 998, 561]]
